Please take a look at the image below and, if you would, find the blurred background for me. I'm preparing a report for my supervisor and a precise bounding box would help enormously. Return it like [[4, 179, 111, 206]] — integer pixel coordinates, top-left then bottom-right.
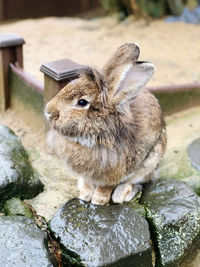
[[0, 0, 200, 87]]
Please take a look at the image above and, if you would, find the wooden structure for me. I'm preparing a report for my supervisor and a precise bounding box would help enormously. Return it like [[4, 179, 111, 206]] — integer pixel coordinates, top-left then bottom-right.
[[0, 33, 200, 126], [0, 0, 100, 21], [0, 34, 24, 111], [40, 59, 82, 105]]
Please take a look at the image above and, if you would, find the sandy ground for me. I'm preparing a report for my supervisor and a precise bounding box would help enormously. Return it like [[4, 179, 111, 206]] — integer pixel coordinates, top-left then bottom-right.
[[0, 16, 200, 86]]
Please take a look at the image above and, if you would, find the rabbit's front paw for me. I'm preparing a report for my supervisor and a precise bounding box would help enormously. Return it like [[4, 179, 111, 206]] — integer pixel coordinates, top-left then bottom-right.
[[79, 178, 95, 202], [112, 183, 142, 203], [79, 190, 94, 202], [91, 185, 114, 205]]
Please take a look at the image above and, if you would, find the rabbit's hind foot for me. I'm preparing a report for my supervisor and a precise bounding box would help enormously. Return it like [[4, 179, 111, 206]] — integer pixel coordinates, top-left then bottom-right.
[[112, 183, 142, 204]]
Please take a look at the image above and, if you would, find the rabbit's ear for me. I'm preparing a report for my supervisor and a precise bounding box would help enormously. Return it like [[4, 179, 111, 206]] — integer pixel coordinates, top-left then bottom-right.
[[103, 43, 140, 82], [108, 61, 155, 101]]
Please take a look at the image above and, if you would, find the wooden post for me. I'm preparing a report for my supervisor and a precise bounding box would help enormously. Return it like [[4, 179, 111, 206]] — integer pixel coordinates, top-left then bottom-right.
[[0, 33, 25, 111], [40, 58, 83, 105]]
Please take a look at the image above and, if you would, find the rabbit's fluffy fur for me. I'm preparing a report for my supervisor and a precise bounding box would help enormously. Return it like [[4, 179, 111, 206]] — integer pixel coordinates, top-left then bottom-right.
[[45, 43, 167, 205]]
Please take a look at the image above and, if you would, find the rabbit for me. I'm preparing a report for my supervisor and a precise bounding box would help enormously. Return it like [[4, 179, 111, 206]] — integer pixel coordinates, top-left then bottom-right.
[[45, 43, 167, 205]]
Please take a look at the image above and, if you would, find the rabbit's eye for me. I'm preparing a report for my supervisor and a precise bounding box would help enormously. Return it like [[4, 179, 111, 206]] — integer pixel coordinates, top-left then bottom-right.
[[77, 99, 89, 107]]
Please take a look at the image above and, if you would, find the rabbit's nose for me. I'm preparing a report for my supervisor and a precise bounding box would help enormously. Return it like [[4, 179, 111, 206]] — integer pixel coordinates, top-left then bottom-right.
[[45, 109, 59, 121], [45, 110, 52, 121]]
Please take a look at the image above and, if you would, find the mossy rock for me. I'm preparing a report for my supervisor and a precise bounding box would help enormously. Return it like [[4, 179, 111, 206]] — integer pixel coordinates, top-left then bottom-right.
[[3, 198, 34, 219], [183, 176, 200, 196], [0, 125, 44, 210], [141, 178, 200, 267], [49, 198, 152, 266], [127, 198, 146, 218]]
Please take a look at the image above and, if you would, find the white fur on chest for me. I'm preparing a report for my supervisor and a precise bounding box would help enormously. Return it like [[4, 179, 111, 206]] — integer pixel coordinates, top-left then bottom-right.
[[47, 129, 96, 148], [67, 136, 96, 148]]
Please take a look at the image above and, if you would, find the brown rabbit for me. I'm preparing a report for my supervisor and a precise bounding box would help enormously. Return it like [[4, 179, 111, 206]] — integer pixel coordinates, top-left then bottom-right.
[[45, 43, 167, 205]]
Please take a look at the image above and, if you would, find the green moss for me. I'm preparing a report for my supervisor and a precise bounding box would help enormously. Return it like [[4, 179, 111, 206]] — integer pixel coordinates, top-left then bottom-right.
[[3, 198, 34, 219], [160, 149, 200, 179], [127, 201, 146, 217]]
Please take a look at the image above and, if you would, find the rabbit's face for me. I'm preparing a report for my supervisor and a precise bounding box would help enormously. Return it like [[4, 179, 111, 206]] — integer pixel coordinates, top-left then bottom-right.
[[45, 44, 156, 147], [45, 68, 107, 140]]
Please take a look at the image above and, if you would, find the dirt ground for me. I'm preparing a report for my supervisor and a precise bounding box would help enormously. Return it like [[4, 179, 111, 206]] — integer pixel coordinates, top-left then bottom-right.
[[0, 16, 200, 86]]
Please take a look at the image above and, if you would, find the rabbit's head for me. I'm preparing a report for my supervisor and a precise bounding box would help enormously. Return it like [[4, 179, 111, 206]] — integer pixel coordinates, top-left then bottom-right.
[[45, 43, 155, 147]]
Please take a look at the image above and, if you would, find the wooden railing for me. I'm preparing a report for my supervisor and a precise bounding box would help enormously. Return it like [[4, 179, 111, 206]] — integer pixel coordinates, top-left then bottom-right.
[[0, 0, 100, 21], [0, 33, 200, 120]]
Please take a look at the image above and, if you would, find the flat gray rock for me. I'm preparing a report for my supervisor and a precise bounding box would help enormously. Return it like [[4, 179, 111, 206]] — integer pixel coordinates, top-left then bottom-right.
[[49, 198, 152, 267], [141, 178, 200, 267], [187, 138, 200, 171], [0, 216, 54, 267], [0, 125, 44, 209]]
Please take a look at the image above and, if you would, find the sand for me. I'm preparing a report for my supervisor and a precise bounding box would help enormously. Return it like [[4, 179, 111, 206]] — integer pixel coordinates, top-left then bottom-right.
[[0, 16, 200, 86]]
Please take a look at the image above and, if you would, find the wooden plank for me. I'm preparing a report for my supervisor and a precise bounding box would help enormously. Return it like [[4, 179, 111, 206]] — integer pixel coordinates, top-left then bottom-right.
[[10, 63, 43, 94], [0, 49, 12, 111], [15, 46, 23, 68], [9, 65, 43, 114], [0, 34, 25, 111], [0, 0, 4, 21], [0, 50, 5, 111], [43, 75, 73, 105], [81, 0, 91, 12], [44, 75, 60, 105], [9, 65, 44, 129], [2, 0, 101, 21]]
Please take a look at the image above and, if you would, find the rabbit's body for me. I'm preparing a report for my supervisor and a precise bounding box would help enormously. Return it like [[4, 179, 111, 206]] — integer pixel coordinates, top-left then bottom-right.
[[45, 44, 167, 205]]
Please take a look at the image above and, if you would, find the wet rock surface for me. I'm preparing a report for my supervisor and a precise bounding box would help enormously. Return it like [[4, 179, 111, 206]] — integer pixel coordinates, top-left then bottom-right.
[[0, 215, 54, 267], [187, 138, 200, 171], [183, 176, 200, 196], [49, 198, 152, 267], [141, 178, 200, 267], [0, 125, 44, 210]]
